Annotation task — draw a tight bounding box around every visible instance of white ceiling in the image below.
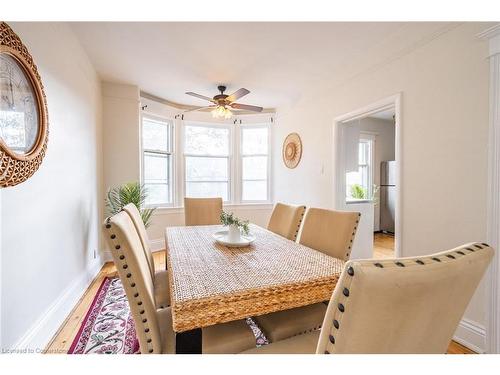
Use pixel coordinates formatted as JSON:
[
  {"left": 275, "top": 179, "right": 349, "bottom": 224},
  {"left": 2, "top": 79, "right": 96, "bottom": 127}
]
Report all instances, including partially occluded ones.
[{"left": 71, "top": 22, "right": 457, "bottom": 109}]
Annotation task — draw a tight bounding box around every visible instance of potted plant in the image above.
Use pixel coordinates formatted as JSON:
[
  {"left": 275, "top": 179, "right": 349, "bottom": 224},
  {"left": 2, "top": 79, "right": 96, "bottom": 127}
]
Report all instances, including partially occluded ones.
[
  {"left": 105, "top": 182, "right": 156, "bottom": 228},
  {"left": 220, "top": 211, "right": 250, "bottom": 242}
]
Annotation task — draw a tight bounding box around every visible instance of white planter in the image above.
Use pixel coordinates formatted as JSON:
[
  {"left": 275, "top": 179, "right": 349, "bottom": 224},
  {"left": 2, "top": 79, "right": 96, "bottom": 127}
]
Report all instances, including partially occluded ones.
[{"left": 227, "top": 224, "right": 241, "bottom": 242}]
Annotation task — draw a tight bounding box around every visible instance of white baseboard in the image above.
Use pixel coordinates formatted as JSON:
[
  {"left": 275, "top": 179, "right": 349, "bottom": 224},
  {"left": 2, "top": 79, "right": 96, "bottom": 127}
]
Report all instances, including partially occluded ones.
[
  {"left": 453, "top": 318, "right": 486, "bottom": 353},
  {"left": 11, "top": 258, "right": 104, "bottom": 353}
]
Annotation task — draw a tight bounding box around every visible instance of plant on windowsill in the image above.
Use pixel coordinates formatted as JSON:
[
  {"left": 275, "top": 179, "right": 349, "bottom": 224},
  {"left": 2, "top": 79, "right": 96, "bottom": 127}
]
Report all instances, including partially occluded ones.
[
  {"left": 349, "top": 184, "right": 380, "bottom": 205},
  {"left": 105, "top": 182, "right": 156, "bottom": 228},
  {"left": 220, "top": 211, "right": 250, "bottom": 241}
]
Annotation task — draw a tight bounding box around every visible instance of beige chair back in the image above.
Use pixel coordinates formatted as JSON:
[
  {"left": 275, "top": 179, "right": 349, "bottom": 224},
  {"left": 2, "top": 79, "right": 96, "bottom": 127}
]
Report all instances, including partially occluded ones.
[
  {"left": 184, "top": 197, "right": 223, "bottom": 226},
  {"left": 122, "top": 203, "right": 155, "bottom": 278},
  {"left": 267, "top": 203, "right": 306, "bottom": 241},
  {"left": 104, "top": 211, "right": 163, "bottom": 354},
  {"left": 299, "top": 208, "right": 360, "bottom": 261},
  {"left": 317, "top": 243, "right": 494, "bottom": 354}
]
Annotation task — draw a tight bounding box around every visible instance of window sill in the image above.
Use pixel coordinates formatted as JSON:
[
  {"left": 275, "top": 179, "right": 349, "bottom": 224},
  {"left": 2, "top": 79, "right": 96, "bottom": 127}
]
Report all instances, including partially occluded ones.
[
  {"left": 345, "top": 199, "right": 374, "bottom": 205},
  {"left": 152, "top": 202, "right": 274, "bottom": 216}
]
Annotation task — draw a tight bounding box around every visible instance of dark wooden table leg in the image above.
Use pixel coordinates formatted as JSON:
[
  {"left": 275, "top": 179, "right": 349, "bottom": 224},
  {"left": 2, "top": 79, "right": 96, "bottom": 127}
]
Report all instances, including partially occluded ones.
[{"left": 176, "top": 328, "right": 202, "bottom": 354}]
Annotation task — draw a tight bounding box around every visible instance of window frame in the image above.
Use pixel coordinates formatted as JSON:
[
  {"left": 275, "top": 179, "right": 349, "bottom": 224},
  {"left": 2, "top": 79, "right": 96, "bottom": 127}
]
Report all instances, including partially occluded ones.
[
  {"left": 140, "top": 113, "right": 175, "bottom": 208},
  {"left": 237, "top": 123, "right": 272, "bottom": 204}
]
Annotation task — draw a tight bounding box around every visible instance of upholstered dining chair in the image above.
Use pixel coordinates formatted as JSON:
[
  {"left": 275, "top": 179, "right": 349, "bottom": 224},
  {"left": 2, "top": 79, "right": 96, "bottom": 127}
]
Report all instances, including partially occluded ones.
[
  {"left": 104, "top": 211, "right": 257, "bottom": 354},
  {"left": 299, "top": 208, "right": 361, "bottom": 261},
  {"left": 184, "top": 197, "right": 223, "bottom": 226},
  {"left": 122, "top": 203, "right": 169, "bottom": 309},
  {"left": 244, "top": 243, "right": 494, "bottom": 354},
  {"left": 267, "top": 203, "right": 306, "bottom": 241},
  {"left": 253, "top": 207, "right": 361, "bottom": 343}
]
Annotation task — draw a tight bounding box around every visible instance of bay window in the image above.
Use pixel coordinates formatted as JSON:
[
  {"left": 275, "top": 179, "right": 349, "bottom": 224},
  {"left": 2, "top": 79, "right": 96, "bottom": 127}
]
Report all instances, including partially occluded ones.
[{"left": 140, "top": 112, "right": 272, "bottom": 208}]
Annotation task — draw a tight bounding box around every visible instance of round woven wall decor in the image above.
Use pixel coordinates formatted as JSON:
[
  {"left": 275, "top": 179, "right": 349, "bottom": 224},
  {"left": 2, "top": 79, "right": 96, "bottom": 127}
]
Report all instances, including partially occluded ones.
[
  {"left": 0, "top": 21, "right": 49, "bottom": 187},
  {"left": 282, "top": 132, "right": 302, "bottom": 169}
]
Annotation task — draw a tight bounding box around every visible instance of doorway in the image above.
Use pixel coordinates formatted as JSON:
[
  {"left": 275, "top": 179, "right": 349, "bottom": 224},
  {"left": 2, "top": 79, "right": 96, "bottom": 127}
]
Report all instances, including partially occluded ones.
[{"left": 333, "top": 94, "right": 401, "bottom": 258}]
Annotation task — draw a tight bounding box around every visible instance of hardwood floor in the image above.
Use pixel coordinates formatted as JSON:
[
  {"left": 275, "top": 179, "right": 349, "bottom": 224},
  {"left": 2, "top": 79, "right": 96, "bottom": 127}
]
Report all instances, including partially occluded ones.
[
  {"left": 374, "top": 232, "right": 395, "bottom": 259},
  {"left": 45, "top": 250, "right": 474, "bottom": 354}
]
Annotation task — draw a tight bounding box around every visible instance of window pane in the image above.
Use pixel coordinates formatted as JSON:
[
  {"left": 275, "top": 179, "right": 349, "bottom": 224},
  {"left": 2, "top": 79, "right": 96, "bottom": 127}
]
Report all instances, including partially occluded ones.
[
  {"left": 242, "top": 180, "right": 267, "bottom": 201},
  {"left": 186, "top": 182, "right": 228, "bottom": 201},
  {"left": 143, "top": 118, "right": 170, "bottom": 152},
  {"left": 144, "top": 153, "right": 169, "bottom": 182},
  {"left": 242, "top": 127, "right": 268, "bottom": 155},
  {"left": 242, "top": 156, "right": 267, "bottom": 180},
  {"left": 185, "top": 156, "right": 228, "bottom": 182},
  {"left": 145, "top": 183, "right": 169, "bottom": 205},
  {"left": 184, "top": 125, "right": 229, "bottom": 156}
]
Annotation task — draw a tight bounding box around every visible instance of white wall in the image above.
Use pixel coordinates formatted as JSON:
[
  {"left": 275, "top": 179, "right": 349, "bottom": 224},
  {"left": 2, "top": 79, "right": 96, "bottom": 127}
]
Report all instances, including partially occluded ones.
[
  {"left": 273, "top": 23, "right": 490, "bottom": 350},
  {"left": 0, "top": 23, "right": 103, "bottom": 351},
  {"left": 102, "top": 83, "right": 141, "bottom": 191}
]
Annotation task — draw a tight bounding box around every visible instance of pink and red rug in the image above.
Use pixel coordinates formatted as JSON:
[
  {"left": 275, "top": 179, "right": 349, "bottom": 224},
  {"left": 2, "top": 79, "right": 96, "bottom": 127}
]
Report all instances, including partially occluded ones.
[{"left": 68, "top": 277, "right": 267, "bottom": 354}]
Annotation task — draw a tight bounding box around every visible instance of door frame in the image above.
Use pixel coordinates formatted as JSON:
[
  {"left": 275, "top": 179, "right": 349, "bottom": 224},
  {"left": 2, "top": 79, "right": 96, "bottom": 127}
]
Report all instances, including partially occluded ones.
[{"left": 332, "top": 93, "right": 402, "bottom": 257}]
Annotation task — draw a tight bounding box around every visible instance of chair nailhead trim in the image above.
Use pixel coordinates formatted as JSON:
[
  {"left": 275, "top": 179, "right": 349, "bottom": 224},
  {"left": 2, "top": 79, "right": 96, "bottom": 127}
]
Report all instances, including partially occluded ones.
[
  {"left": 347, "top": 267, "right": 354, "bottom": 276},
  {"left": 131, "top": 283, "right": 136, "bottom": 287},
  {"left": 446, "top": 254, "right": 455, "bottom": 259},
  {"left": 149, "top": 349, "right": 153, "bottom": 353},
  {"left": 395, "top": 262, "right": 405, "bottom": 267},
  {"left": 329, "top": 335, "right": 335, "bottom": 344},
  {"left": 119, "top": 255, "right": 125, "bottom": 260},
  {"left": 138, "top": 301, "right": 142, "bottom": 305},
  {"left": 333, "top": 320, "right": 340, "bottom": 329},
  {"left": 105, "top": 224, "right": 111, "bottom": 229},
  {"left": 324, "top": 350, "right": 330, "bottom": 354},
  {"left": 145, "top": 328, "right": 150, "bottom": 333},
  {"left": 432, "top": 257, "right": 441, "bottom": 262},
  {"left": 115, "top": 245, "right": 121, "bottom": 250},
  {"left": 374, "top": 262, "right": 383, "bottom": 268},
  {"left": 457, "top": 251, "right": 465, "bottom": 255},
  {"left": 123, "top": 265, "right": 128, "bottom": 269},
  {"left": 110, "top": 234, "right": 116, "bottom": 239},
  {"left": 143, "top": 319, "right": 147, "bottom": 323},
  {"left": 134, "top": 293, "right": 139, "bottom": 297},
  {"left": 140, "top": 310, "right": 145, "bottom": 314},
  {"left": 338, "top": 303, "right": 345, "bottom": 312},
  {"left": 343, "top": 288, "right": 350, "bottom": 297},
  {"left": 416, "top": 260, "right": 424, "bottom": 265},
  {"left": 147, "top": 339, "right": 152, "bottom": 343},
  {"left": 126, "top": 273, "right": 131, "bottom": 278}
]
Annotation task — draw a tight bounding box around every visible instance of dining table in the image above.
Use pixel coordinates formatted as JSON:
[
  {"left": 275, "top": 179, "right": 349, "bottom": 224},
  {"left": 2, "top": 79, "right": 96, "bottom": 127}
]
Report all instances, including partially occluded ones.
[{"left": 165, "top": 223, "right": 345, "bottom": 354}]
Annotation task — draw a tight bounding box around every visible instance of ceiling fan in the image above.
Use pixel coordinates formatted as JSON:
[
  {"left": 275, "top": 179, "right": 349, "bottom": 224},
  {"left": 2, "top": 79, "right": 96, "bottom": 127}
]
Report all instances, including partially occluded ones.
[{"left": 184, "top": 85, "right": 263, "bottom": 119}]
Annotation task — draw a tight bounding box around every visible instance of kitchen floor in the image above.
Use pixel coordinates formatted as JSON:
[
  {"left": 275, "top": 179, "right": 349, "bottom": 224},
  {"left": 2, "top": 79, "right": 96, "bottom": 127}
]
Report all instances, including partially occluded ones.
[{"left": 374, "top": 232, "right": 395, "bottom": 258}]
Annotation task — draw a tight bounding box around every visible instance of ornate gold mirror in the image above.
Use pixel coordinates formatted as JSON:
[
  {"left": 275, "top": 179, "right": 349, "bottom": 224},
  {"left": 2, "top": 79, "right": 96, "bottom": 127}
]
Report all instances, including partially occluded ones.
[{"left": 0, "top": 21, "right": 48, "bottom": 187}]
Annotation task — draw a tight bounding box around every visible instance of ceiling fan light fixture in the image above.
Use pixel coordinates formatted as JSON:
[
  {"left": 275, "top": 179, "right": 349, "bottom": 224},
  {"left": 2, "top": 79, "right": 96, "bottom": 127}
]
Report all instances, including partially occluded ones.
[{"left": 211, "top": 105, "right": 232, "bottom": 119}]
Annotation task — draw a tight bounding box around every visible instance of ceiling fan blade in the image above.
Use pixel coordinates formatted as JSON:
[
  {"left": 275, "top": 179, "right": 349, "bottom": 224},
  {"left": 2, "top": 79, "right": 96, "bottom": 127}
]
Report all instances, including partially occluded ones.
[
  {"left": 183, "top": 105, "right": 215, "bottom": 113},
  {"left": 226, "top": 88, "right": 250, "bottom": 103},
  {"left": 185, "top": 92, "right": 215, "bottom": 102},
  {"left": 230, "top": 103, "right": 263, "bottom": 112}
]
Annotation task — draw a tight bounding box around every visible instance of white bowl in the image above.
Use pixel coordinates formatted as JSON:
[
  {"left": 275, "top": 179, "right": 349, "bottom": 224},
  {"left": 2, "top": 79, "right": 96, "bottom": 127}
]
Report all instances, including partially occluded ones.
[{"left": 212, "top": 230, "right": 256, "bottom": 248}]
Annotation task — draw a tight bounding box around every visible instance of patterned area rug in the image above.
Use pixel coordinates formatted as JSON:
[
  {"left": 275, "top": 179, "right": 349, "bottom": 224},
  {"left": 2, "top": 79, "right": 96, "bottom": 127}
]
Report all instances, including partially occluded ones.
[{"left": 69, "top": 277, "right": 268, "bottom": 354}]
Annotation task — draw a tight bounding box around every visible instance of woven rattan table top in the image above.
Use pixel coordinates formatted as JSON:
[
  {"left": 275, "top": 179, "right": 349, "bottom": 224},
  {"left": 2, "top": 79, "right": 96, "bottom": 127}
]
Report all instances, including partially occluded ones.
[{"left": 166, "top": 224, "right": 345, "bottom": 332}]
